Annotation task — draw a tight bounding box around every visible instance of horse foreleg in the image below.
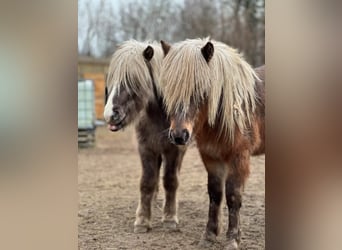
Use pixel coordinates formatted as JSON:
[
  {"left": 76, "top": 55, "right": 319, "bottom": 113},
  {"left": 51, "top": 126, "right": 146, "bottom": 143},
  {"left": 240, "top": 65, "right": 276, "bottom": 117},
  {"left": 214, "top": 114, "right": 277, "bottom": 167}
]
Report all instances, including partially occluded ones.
[
  {"left": 162, "top": 147, "right": 185, "bottom": 229},
  {"left": 225, "top": 150, "right": 250, "bottom": 249},
  {"left": 134, "top": 146, "right": 161, "bottom": 233},
  {"left": 200, "top": 153, "right": 227, "bottom": 244}
]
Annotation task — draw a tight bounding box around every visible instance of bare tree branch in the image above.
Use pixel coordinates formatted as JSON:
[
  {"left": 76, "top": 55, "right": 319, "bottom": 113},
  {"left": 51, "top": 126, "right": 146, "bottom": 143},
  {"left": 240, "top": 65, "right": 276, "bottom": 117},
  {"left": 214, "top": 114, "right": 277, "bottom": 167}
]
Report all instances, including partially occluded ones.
[{"left": 78, "top": 0, "right": 264, "bottom": 64}]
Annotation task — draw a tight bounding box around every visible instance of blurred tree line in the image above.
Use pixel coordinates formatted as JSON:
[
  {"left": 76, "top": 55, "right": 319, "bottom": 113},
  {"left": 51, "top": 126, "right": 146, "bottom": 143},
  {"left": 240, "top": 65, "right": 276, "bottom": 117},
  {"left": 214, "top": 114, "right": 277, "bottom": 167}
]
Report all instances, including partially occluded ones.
[{"left": 78, "top": 0, "right": 264, "bottom": 66}]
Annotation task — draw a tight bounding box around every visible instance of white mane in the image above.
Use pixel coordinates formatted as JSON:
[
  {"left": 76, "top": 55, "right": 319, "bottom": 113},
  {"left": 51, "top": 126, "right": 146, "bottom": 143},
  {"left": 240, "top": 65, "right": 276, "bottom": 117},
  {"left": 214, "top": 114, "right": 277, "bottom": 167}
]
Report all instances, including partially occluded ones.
[{"left": 106, "top": 39, "right": 163, "bottom": 96}]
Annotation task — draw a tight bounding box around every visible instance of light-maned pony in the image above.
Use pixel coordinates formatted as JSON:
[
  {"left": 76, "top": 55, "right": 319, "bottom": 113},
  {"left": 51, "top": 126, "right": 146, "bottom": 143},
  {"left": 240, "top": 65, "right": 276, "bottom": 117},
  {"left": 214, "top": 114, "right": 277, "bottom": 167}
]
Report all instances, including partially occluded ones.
[
  {"left": 104, "top": 40, "right": 187, "bottom": 233},
  {"left": 159, "top": 38, "right": 265, "bottom": 249}
]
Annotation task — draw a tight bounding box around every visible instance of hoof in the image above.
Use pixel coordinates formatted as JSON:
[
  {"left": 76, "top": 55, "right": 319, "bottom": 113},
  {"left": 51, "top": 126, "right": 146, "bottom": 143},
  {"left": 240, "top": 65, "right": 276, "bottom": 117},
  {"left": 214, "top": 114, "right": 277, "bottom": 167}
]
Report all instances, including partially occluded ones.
[
  {"left": 163, "top": 220, "right": 178, "bottom": 230},
  {"left": 225, "top": 239, "right": 239, "bottom": 250},
  {"left": 133, "top": 224, "right": 150, "bottom": 233},
  {"left": 198, "top": 238, "right": 215, "bottom": 249},
  {"left": 198, "top": 232, "right": 217, "bottom": 248}
]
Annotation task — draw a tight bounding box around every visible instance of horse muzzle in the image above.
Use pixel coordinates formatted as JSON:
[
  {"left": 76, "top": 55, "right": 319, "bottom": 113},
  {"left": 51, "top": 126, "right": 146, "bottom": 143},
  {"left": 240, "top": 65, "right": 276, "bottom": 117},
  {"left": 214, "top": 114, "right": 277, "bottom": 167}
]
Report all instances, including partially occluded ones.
[
  {"left": 169, "top": 128, "right": 190, "bottom": 145},
  {"left": 107, "top": 108, "right": 126, "bottom": 132}
]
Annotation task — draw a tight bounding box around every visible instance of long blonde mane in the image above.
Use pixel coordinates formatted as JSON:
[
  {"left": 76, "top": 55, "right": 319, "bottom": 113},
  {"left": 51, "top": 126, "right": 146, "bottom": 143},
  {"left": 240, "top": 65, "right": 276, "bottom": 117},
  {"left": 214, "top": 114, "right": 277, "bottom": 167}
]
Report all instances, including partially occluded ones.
[
  {"left": 160, "top": 38, "right": 259, "bottom": 141},
  {"left": 106, "top": 40, "right": 163, "bottom": 96}
]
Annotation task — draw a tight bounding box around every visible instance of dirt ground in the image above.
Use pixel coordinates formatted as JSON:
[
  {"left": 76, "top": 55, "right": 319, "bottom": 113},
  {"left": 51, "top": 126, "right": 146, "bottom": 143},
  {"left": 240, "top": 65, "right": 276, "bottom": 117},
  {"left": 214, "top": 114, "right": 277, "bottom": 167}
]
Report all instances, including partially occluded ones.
[{"left": 79, "top": 126, "right": 265, "bottom": 250}]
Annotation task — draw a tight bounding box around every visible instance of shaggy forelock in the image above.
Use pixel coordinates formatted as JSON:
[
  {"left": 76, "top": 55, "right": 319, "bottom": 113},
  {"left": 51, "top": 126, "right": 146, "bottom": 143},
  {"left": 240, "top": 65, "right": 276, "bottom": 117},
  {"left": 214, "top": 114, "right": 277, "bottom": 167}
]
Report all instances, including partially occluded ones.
[
  {"left": 106, "top": 40, "right": 163, "bottom": 96},
  {"left": 160, "top": 39, "right": 211, "bottom": 115},
  {"left": 160, "top": 38, "right": 259, "bottom": 141}
]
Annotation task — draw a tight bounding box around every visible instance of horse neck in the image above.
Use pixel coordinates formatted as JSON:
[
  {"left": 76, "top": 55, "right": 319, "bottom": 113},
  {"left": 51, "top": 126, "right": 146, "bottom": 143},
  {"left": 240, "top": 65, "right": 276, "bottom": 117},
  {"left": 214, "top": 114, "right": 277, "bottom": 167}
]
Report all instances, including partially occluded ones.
[
  {"left": 140, "top": 76, "right": 166, "bottom": 122},
  {"left": 194, "top": 101, "right": 245, "bottom": 151},
  {"left": 194, "top": 84, "right": 265, "bottom": 157},
  {"left": 144, "top": 59, "right": 160, "bottom": 103},
  {"left": 194, "top": 102, "right": 227, "bottom": 143}
]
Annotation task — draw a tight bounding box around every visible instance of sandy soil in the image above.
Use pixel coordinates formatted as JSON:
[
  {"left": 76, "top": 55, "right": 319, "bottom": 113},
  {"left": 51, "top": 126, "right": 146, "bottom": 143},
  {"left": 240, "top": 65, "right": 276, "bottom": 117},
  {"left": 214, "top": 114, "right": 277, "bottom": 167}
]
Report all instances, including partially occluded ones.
[{"left": 79, "top": 126, "right": 265, "bottom": 249}]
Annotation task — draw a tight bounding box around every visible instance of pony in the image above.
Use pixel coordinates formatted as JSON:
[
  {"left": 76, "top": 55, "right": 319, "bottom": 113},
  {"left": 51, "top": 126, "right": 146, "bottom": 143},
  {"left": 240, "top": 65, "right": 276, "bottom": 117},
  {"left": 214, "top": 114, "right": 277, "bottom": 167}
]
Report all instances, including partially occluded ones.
[
  {"left": 159, "top": 38, "right": 265, "bottom": 249},
  {"left": 104, "top": 40, "right": 187, "bottom": 233}
]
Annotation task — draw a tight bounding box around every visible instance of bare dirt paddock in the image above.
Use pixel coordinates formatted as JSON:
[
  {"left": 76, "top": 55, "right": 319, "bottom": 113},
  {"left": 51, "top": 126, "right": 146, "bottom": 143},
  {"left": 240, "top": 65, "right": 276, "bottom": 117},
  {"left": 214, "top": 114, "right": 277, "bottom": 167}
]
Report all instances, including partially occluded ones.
[{"left": 79, "top": 126, "right": 265, "bottom": 250}]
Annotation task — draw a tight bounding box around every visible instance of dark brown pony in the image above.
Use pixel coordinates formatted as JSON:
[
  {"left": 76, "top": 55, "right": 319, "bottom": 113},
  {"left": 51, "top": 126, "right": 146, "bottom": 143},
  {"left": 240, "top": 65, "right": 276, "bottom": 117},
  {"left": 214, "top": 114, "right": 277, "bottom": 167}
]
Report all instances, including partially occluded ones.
[
  {"left": 104, "top": 40, "right": 187, "bottom": 233},
  {"left": 159, "top": 38, "right": 265, "bottom": 249}
]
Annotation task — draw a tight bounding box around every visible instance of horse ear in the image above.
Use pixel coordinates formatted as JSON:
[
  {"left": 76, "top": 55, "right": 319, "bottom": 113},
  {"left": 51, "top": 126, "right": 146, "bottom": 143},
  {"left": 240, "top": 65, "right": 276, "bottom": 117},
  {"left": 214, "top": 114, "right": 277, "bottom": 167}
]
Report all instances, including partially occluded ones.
[
  {"left": 143, "top": 46, "right": 154, "bottom": 61},
  {"left": 160, "top": 40, "right": 171, "bottom": 56},
  {"left": 201, "top": 41, "right": 214, "bottom": 62}
]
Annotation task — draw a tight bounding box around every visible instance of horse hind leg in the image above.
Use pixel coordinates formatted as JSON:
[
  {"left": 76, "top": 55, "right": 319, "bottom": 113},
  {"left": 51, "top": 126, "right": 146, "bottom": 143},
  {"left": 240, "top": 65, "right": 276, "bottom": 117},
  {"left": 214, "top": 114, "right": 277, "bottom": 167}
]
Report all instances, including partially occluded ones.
[
  {"left": 134, "top": 147, "right": 161, "bottom": 233},
  {"left": 225, "top": 150, "right": 250, "bottom": 250},
  {"left": 162, "top": 147, "right": 185, "bottom": 230}
]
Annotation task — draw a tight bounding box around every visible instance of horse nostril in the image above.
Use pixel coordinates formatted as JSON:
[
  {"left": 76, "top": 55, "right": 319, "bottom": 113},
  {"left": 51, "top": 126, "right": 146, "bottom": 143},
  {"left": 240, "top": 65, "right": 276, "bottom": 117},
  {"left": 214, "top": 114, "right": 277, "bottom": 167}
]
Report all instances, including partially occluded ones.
[
  {"left": 170, "top": 129, "right": 189, "bottom": 145},
  {"left": 169, "top": 130, "right": 175, "bottom": 141},
  {"left": 112, "top": 110, "right": 120, "bottom": 121},
  {"left": 174, "top": 136, "right": 185, "bottom": 145},
  {"left": 172, "top": 130, "right": 189, "bottom": 145},
  {"left": 182, "top": 129, "right": 189, "bottom": 142}
]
